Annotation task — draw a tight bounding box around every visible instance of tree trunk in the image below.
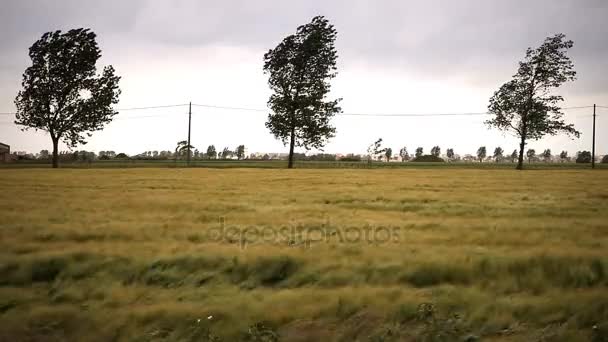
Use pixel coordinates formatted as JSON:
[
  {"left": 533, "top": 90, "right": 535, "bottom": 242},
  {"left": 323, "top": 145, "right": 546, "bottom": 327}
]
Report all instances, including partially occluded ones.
[
  {"left": 51, "top": 136, "right": 59, "bottom": 169},
  {"left": 287, "top": 125, "right": 295, "bottom": 169},
  {"left": 517, "top": 135, "right": 526, "bottom": 170}
]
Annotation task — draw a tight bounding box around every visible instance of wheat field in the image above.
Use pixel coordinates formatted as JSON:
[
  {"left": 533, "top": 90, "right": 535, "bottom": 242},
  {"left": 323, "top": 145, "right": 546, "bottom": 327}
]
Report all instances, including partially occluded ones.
[{"left": 0, "top": 168, "right": 607, "bottom": 341}]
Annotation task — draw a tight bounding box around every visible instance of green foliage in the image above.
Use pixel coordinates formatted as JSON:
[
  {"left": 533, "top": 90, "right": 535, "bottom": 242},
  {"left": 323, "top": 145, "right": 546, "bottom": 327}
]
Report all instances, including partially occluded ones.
[
  {"left": 510, "top": 150, "right": 518, "bottom": 162},
  {"left": 602, "top": 155, "right": 608, "bottom": 164},
  {"left": 263, "top": 16, "right": 341, "bottom": 168},
  {"left": 411, "top": 155, "right": 445, "bottom": 163},
  {"left": 384, "top": 147, "right": 392, "bottom": 161},
  {"left": 476, "top": 146, "right": 486, "bottom": 162},
  {"left": 430, "top": 146, "right": 441, "bottom": 157},
  {"left": 367, "top": 138, "right": 386, "bottom": 162},
  {"left": 527, "top": 148, "right": 536, "bottom": 163},
  {"left": 542, "top": 149, "right": 552, "bottom": 162},
  {"left": 175, "top": 140, "right": 195, "bottom": 159},
  {"left": 446, "top": 148, "right": 454, "bottom": 161},
  {"left": 236, "top": 145, "right": 246, "bottom": 160},
  {"left": 486, "top": 34, "right": 579, "bottom": 169},
  {"left": 206, "top": 145, "right": 217, "bottom": 159},
  {"left": 576, "top": 151, "right": 592, "bottom": 163},
  {"left": 415, "top": 147, "right": 423, "bottom": 158},
  {"left": 399, "top": 147, "right": 409, "bottom": 161},
  {"left": 493, "top": 147, "right": 504, "bottom": 162},
  {"left": 14, "top": 28, "right": 120, "bottom": 168}
]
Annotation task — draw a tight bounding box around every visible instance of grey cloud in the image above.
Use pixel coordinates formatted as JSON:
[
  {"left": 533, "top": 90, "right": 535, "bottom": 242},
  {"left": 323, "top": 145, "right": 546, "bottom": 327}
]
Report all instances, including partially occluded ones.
[{"left": 1, "top": 0, "right": 607, "bottom": 91}]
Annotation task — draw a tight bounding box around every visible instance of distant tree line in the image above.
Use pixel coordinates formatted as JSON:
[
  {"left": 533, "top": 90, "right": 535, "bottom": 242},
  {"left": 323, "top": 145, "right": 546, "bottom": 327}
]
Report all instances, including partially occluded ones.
[{"left": 15, "top": 144, "right": 605, "bottom": 165}]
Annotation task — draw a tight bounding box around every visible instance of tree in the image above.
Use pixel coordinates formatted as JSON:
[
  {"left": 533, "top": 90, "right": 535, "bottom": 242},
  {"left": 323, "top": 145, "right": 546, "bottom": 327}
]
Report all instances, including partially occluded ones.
[
  {"left": 541, "top": 149, "right": 552, "bottom": 162},
  {"left": 236, "top": 145, "right": 245, "bottom": 160},
  {"left": 367, "top": 138, "right": 386, "bottom": 164},
  {"left": 493, "top": 147, "right": 504, "bottom": 162},
  {"left": 399, "top": 147, "right": 409, "bottom": 162},
  {"left": 115, "top": 153, "right": 128, "bottom": 159},
  {"left": 431, "top": 146, "right": 441, "bottom": 157},
  {"left": 175, "top": 140, "right": 195, "bottom": 159},
  {"left": 559, "top": 150, "right": 568, "bottom": 162},
  {"left": 477, "top": 146, "right": 486, "bottom": 163},
  {"left": 38, "top": 150, "right": 50, "bottom": 160},
  {"left": 415, "top": 147, "right": 423, "bottom": 158},
  {"left": 446, "top": 148, "right": 455, "bottom": 161},
  {"left": 526, "top": 149, "right": 536, "bottom": 163},
  {"left": 510, "top": 150, "right": 518, "bottom": 163},
  {"left": 485, "top": 34, "right": 580, "bottom": 170},
  {"left": 206, "top": 145, "right": 217, "bottom": 159},
  {"left": 14, "top": 29, "right": 120, "bottom": 168},
  {"left": 602, "top": 155, "right": 608, "bottom": 164},
  {"left": 220, "top": 147, "right": 233, "bottom": 159},
  {"left": 385, "top": 148, "right": 392, "bottom": 162},
  {"left": 263, "top": 16, "right": 341, "bottom": 169},
  {"left": 576, "top": 151, "right": 591, "bottom": 163}
]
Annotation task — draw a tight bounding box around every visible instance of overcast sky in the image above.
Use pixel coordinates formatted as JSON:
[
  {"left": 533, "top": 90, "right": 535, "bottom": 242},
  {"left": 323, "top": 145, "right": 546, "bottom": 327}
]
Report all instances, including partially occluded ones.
[{"left": 1, "top": 0, "right": 606, "bottom": 156}]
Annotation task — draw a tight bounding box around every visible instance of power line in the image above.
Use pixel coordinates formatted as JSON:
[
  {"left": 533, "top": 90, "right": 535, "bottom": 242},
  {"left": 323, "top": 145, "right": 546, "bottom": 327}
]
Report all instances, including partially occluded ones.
[
  {"left": 0, "top": 103, "right": 189, "bottom": 116},
  {"left": 116, "top": 103, "right": 189, "bottom": 111},
  {"left": 339, "top": 112, "right": 489, "bottom": 117},
  {"left": 113, "top": 113, "right": 188, "bottom": 120},
  {"left": 192, "top": 103, "right": 267, "bottom": 112},
  {"left": 561, "top": 105, "right": 595, "bottom": 110},
  {"left": 0, "top": 103, "right": 600, "bottom": 118}
]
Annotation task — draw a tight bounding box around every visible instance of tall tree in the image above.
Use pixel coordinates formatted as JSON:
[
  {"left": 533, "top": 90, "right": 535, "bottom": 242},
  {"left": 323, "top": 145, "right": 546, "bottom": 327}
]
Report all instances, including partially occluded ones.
[
  {"left": 485, "top": 34, "right": 580, "bottom": 170},
  {"left": 263, "top": 16, "right": 342, "bottom": 168},
  {"left": 221, "top": 147, "right": 233, "bottom": 159},
  {"left": 399, "top": 147, "right": 409, "bottom": 162},
  {"left": 541, "top": 149, "right": 552, "bottom": 162},
  {"left": 14, "top": 29, "right": 120, "bottom": 168},
  {"left": 446, "top": 148, "right": 455, "bottom": 161},
  {"left": 206, "top": 145, "right": 217, "bottom": 160},
  {"left": 175, "top": 140, "right": 195, "bottom": 160},
  {"left": 385, "top": 148, "right": 392, "bottom": 162},
  {"left": 526, "top": 149, "right": 536, "bottom": 163},
  {"left": 367, "top": 138, "right": 385, "bottom": 164},
  {"left": 415, "top": 147, "right": 423, "bottom": 158},
  {"left": 559, "top": 150, "right": 568, "bottom": 163},
  {"left": 236, "top": 145, "right": 246, "bottom": 160},
  {"left": 431, "top": 146, "right": 441, "bottom": 157},
  {"left": 510, "top": 150, "right": 518, "bottom": 163},
  {"left": 493, "top": 147, "right": 504, "bottom": 162},
  {"left": 477, "top": 146, "right": 487, "bottom": 163}
]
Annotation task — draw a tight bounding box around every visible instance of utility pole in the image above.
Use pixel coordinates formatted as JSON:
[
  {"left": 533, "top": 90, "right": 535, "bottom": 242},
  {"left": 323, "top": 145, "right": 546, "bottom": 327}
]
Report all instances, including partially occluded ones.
[
  {"left": 187, "top": 101, "right": 192, "bottom": 166},
  {"left": 592, "top": 104, "right": 596, "bottom": 169}
]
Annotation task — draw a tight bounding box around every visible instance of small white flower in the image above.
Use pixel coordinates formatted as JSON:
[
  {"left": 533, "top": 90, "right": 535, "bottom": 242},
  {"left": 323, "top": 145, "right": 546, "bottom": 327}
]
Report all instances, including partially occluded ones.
[
  {"left": 197, "top": 319, "right": 201, "bottom": 323},
  {"left": 207, "top": 315, "right": 213, "bottom": 320}
]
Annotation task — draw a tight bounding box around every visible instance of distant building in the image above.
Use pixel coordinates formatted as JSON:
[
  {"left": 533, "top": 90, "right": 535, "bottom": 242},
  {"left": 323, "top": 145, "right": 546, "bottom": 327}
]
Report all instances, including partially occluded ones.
[{"left": 0, "top": 143, "right": 10, "bottom": 162}]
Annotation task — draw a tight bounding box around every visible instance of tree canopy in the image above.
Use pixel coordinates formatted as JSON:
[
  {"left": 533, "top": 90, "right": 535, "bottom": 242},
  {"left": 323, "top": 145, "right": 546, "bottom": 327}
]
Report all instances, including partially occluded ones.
[
  {"left": 477, "top": 146, "right": 487, "bottom": 162},
  {"left": 14, "top": 28, "right": 120, "bottom": 168},
  {"left": 486, "top": 34, "right": 579, "bottom": 170},
  {"left": 263, "top": 16, "right": 342, "bottom": 168}
]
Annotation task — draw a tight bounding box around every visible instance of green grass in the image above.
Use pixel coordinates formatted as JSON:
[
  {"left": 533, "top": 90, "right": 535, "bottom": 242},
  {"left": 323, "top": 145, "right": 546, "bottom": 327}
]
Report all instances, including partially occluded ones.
[{"left": 0, "top": 168, "right": 607, "bottom": 341}]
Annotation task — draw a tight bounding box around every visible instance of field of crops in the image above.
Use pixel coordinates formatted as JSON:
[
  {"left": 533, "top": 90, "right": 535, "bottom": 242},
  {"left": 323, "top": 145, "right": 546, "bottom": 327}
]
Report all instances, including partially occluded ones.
[{"left": 1, "top": 168, "right": 607, "bottom": 341}]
